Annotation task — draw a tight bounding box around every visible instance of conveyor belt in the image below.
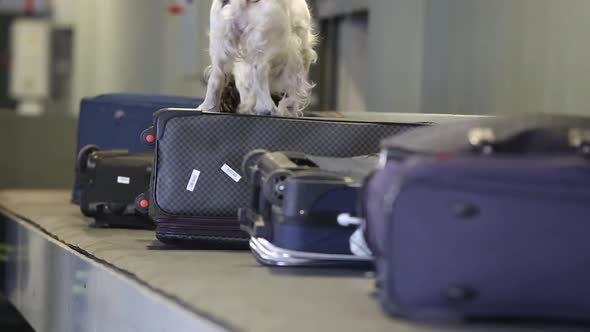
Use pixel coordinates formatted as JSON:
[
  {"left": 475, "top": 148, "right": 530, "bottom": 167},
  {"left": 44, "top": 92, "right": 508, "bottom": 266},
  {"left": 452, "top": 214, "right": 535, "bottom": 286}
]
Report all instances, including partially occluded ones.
[{"left": 0, "top": 190, "right": 585, "bottom": 332}]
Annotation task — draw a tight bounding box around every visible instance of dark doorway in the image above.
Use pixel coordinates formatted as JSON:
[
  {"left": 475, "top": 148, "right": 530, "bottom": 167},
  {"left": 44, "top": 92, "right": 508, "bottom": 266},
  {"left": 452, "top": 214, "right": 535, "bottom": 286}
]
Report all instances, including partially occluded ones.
[{"left": 0, "top": 14, "right": 16, "bottom": 110}]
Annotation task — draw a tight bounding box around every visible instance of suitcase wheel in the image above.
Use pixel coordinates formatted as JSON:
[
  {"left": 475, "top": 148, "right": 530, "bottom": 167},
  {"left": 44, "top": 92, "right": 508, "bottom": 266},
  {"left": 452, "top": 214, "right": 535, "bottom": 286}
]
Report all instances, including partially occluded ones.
[
  {"left": 106, "top": 203, "right": 127, "bottom": 215},
  {"left": 134, "top": 193, "right": 150, "bottom": 214},
  {"left": 262, "top": 170, "right": 294, "bottom": 206},
  {"left": 241, "top": 149, "right": 268, "bottom": 180},
  {"left": 80, "top": 204, "right": 96, "bottom": 217},
  {"left": 77, "top": 144, "right": 100, "bottom": 173},
  {"left": 141, "top": 127, "right": 156, "bottom": 146}
]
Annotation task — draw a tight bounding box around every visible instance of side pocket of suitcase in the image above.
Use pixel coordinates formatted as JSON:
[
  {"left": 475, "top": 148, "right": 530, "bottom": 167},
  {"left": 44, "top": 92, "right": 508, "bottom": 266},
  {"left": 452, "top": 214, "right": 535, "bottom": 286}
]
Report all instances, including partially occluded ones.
[
  {"left": 363, "top": 159, "right": 406, "bottom": 259},
  {"left": 376, "top": 158, "right": 474, "bottom": 322}
]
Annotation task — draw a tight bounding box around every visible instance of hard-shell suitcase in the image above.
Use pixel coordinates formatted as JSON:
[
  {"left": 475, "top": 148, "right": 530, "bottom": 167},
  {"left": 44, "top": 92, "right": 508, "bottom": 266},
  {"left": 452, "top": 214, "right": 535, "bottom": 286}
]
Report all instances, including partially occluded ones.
[
  {"left": 142, "top": 109, "right": 426, "bottom": 247},
  {"left": 72, "top": 94, "right": 203, "bottom": 203},
  {"left": 239, "top": 150, "right": 377, "bottom": 267},
  {"left": 77, "top": 145, "right": 154, "bottom": 229},
  {"left": 362, "top": 113, "right": 590, "bottom": 322}
]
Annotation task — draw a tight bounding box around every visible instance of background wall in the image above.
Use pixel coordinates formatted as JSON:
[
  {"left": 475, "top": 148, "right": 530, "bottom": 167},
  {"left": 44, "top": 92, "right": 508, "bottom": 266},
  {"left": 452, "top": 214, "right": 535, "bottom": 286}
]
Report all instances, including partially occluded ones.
[
  {"left": 0, "top": 113, "right": 76, "bottom": 189},
  {"left": 3, "top": 0, "right": 590, "bottom": 188},
  {"left": 1, "top": 0, "right": 213, "bottom": 189},
  {"left": 422, "top": 0, "right": 590, "bottom": 115},
  {"left": 367, "top": 0, "right": 426, "bottom": 113},
  {"left": 362, "top": 0, "right": 590, "bottom": 114},
  {"left": 4, "top": 0, "right": 590, "bottom": 116},
  {"left": 70, "top": 0, "right": 211, "bottom": 115}
]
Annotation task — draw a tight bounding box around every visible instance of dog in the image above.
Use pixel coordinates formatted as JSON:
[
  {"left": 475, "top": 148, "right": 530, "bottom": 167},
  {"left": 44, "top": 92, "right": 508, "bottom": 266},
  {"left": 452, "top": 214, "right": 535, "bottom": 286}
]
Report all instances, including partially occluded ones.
[{"left": 199, "top": 0, "right": 318, "bottom": 117}]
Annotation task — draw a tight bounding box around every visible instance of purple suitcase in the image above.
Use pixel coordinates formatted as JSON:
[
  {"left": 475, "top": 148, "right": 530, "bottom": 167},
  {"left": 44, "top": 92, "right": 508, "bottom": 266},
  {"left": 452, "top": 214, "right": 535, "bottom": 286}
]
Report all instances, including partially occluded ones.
[{"left": 363, "top": 114, "right": 590, "bottom": 322}]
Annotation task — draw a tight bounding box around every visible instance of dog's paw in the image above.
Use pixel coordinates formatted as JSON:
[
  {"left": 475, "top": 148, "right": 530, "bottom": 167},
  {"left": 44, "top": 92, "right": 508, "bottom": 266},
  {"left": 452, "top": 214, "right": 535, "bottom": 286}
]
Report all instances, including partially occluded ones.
[
  {"left": 198, "top": 103, "right": 219, "bottom": 113},
  {"left": 253, "top": 104, "right": 277, "bottom": 116},
  {"left": 237, "top": 103, "right": 255, "bottom": 115},
  {"left": 255, "top": 109, "right": 273, "bottom": 116},
  {"left": 276, "top": 101, "right": 302, "bottom": 117}
]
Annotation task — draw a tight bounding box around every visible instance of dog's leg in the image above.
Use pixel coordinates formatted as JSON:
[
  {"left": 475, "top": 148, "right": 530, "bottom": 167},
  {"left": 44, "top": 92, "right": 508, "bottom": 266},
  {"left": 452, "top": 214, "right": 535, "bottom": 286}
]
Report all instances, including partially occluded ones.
[
  {"left": 251, "top": 62, "right": 278, "bottom": 116},
  {"left": 277, "top": 96, "right": 299, "bottom": 117},
  {"left": 234, "top": 62, "right": 256, "bottom": 114},
  {"left": 199, "top": 6, "right": 235, "bottom": 113},
  {"left": 199, "top": 59, "right": 229, "bottom": 112},
  {"left": 275, "top": 57, "right": 313, "bottom": 117}
]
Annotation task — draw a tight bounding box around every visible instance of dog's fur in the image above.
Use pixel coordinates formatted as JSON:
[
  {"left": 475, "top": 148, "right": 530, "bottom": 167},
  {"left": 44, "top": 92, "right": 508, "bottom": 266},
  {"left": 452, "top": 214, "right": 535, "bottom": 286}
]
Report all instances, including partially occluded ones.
[{"left": 199, "top": 0, "right": 317, "bottom": 117}]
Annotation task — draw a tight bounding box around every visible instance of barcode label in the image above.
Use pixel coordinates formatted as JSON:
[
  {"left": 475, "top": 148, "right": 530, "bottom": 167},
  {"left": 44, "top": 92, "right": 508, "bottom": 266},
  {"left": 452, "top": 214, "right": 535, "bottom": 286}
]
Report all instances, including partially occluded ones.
[
  {"left": 186, "top": 170, "right": 201, "bottom": 192},
  {"left": 117, "top": 176, "right": 131, "bottom": 185},
  {"left": 221, "top": 164, "right": 241, "bottom": 182}
]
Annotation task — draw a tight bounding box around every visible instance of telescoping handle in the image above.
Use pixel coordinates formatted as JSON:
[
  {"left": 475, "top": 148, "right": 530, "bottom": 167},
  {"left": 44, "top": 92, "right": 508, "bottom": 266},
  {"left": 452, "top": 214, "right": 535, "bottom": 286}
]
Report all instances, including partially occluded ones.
[{"left": 468, "top": 126, "right": 590, "bottom": 157}]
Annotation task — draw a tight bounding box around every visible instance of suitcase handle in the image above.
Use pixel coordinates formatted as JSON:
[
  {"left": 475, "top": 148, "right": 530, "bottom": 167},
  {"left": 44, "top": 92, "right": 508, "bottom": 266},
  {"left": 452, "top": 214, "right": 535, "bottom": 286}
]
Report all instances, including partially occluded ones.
[
  {"left": 568, "top": 128, "right": 590, "bottom": 157},
  {"left": 337, "top": 213, "right": 363, "bottom": 227},
  {"left": 468, "top": 127, "right": 590, "bottom": 156}
]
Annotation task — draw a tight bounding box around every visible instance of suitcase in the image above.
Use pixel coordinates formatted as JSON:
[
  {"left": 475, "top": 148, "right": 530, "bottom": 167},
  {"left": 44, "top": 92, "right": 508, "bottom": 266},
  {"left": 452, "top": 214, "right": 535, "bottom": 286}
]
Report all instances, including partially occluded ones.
[
  {"left": 141, "top": 109, "right": 426, "bottom": 247},
  {"left": 362, "top": 113, "right": 590, "bottom": 322},
  {"left": 77, "top": 145, "right": 154, "bottom": 229},
  {"left": 239, "top": 150, "right": 377, "bottom": 267},
  {"left": 72, "top": 94, "right": 203, "bottom": 204}
]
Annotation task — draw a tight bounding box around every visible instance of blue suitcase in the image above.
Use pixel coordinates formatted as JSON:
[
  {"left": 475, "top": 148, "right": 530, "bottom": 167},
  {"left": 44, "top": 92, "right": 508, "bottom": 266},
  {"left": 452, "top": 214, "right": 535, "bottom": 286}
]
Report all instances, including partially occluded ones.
[
  {"left": 72, "top": 94, "right": 203, "bottom": 203},
  {"left": 239, "top": 150, "right": 376, "bottom": 267},
  {"left": 362, "top": 113, "right": 590, "bottom": 322}
]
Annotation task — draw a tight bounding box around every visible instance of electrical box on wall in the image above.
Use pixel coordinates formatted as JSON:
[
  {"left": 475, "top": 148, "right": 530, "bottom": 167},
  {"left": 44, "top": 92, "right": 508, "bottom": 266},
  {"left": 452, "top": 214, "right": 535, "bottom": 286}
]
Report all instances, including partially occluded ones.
[{"left": 9, "top": 18, "right": 51, "bottom": 116}]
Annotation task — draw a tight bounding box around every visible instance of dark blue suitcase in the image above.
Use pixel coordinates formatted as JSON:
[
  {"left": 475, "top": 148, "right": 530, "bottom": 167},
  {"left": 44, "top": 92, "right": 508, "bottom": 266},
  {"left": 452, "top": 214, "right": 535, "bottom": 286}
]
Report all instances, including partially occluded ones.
[
  {"left": 72, "top": 94, "right": 203, "bottom": 203},
  {"left": 239, "top": 150, "right": 376, "bottom": 267},
  {"left": 362, "top": 113, "right": 590, "bottom": 322}
]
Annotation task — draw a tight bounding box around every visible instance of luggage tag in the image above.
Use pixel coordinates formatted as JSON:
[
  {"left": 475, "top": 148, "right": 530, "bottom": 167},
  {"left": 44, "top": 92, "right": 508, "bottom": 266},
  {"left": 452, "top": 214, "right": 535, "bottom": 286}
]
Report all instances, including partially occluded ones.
[
  {"left": 186, "top": 169, "right": 201, "bottom": 192},
  {"left": 221, "top": 164, "right": 242, "bottom": 182},
  {"left": 117, "top": 176, "right": 131, "bottom": 185}
]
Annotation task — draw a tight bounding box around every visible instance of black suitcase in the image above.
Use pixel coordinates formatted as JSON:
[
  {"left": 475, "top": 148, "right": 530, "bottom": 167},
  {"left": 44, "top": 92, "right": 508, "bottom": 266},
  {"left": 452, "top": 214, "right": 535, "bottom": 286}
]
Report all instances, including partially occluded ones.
[
  {"left": 72, "top": 94, "right": 203, "bottom": 204},
  {"left": 77, "top": 145, "right": 154, "bottom": 229},
  {"left": 141, "top": 109, "right": 426, "bottom": 247},
  {"left": 239, "top": 150, "right": 377, "bottom": 267}
]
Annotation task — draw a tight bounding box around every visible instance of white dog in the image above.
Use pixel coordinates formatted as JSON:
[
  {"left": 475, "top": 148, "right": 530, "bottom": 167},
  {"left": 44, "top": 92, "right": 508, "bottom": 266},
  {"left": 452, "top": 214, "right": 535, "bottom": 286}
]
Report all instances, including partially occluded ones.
[{"left": 199, "top": 0, "right": 318, "bottom": 117}]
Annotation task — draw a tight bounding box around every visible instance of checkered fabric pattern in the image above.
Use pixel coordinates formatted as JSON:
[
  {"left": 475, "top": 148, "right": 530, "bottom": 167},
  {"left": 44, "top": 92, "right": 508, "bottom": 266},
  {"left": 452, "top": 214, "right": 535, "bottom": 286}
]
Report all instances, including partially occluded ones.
[{"left": 154, "top": 113, "right": 420, "bottom": 218}]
